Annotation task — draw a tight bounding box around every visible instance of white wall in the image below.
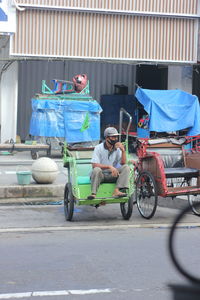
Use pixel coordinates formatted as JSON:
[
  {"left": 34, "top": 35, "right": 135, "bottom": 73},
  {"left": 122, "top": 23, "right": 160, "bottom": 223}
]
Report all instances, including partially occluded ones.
[
  {"left": 0, "top": 61, "right": 18, "bottom": 143},
  {"left": 168, "top": 65, "right": 192, "bottom": 93}
]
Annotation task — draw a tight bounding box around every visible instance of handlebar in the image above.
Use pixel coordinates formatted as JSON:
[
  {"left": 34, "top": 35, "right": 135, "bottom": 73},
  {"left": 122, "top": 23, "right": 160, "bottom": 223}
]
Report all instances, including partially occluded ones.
[{"left": 119, "top": 108, "right": 132, "bottom": 142}]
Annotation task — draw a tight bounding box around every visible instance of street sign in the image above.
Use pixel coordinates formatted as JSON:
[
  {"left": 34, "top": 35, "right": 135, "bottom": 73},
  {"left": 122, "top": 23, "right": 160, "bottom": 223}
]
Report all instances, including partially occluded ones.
[{"left": 0, "top": 0, "right": 16, "bottom": 33}]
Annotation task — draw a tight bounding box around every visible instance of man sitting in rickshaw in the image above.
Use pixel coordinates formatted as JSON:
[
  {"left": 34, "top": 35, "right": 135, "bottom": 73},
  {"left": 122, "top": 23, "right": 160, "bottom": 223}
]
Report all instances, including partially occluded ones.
[{"left": 87, "top": 127, "right": 130, "bottom": 200}]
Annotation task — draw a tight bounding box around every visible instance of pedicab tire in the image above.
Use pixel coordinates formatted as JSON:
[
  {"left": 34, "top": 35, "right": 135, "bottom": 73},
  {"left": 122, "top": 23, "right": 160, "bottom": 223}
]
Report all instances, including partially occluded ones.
[
  {"left": 64, "top": 183, "right": 74, "bottom": 221},
  {"left": 187, "top": 194, "right": 200, "bottom": 216},
  {"left": 63, "top": 162, "right": 69, "bottom": 168},
  {"left": 31, "top": 151, "right": 39, "bottom": 160},
  {"left": 120, "top": 193, "right": 134, "bottom": 220},
  {"left": 46, "top": 148, "right": 51, "bottom": 157},
  {"left": 136, "top": 171, "right": 158, "bottom": 219}
]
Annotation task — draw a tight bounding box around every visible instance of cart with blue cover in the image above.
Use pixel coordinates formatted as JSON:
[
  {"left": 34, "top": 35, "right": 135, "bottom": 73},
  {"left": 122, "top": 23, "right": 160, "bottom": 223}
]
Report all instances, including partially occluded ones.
[{"left": 134, "top": 88, "right": 200, "bottom": 218}]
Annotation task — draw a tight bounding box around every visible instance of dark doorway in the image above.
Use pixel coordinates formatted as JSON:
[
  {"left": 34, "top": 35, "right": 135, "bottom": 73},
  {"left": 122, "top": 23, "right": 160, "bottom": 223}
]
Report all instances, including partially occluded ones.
[
  {"left": 193, "top": 66, "right": 200, "bottom": 101},
  {"left": 136, "top": 65, "right": 168, "bottom": 90}
]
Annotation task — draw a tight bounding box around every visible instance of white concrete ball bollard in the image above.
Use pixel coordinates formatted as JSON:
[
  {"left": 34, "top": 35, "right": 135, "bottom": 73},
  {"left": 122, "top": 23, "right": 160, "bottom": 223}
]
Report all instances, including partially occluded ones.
[{"left": 31, "top": 157, "right": 59, "bottom": 184}]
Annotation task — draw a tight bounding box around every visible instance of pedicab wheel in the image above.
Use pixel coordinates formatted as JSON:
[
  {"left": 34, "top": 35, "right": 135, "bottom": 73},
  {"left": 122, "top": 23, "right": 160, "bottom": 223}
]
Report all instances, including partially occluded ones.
[
  {"left": 31, "top": 151, "right": 39, "bottom": 160},
  {"left": 136, "top": 171, "right": 158, "bottom": 219},
  {"left": 188, "top": 194, "right": 200, "bottom": 216},
  {"left": 64, "top": 183, "right": 74, "bottom": 221},
  {"left": 120, "top": 193, "right": 134, "bottom": 220}
]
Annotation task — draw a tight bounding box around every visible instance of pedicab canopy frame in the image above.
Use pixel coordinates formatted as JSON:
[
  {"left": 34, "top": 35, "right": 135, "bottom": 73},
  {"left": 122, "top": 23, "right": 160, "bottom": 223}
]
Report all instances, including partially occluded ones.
[{"left": 134, "top": 88, "right": 200, "bottom": 219}]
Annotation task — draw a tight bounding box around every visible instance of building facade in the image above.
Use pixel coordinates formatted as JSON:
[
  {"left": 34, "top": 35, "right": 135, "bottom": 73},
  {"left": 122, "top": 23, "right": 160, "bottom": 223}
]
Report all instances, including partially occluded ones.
[{"left": 0, "top": 0, "right": 199, "bottom": 142}]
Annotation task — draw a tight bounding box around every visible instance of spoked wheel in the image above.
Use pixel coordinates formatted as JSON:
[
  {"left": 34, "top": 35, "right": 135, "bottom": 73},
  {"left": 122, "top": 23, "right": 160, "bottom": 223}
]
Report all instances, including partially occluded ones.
[
  {"left": 120, "top": 193, "right": 134, "bottom": 220},
  {"left": 31, "top": 151, "right": 39, "bottom": 160},
  {"left": 64, "top": 183, "right": 74, "bottom": 221},
  {"left": 136, "top": 171, "right": 158, "bottom": 219},
  {"left": 188, "top": 194, "right": 200, "bottom": 216}
]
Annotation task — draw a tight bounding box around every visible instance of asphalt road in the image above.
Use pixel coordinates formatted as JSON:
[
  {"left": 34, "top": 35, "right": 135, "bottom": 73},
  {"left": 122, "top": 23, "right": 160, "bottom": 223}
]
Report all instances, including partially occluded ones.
[
  {"left": 0, "top": 224, "right": 199, "bottom": 300},
  {"left": 0, "top": 204, "right": 200, "bottom": 229},
  {"left": 0, "top": 205, "right": 200, "bottom": 300}
]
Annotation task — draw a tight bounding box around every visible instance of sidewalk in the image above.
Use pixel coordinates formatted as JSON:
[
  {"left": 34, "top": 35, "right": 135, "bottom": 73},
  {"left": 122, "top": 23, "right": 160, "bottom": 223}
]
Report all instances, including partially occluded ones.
[
  {"left": 0, "top": 150, "right": 189, "bottom": 210},
  {"left": 0, "top": 150, "right": 67, "bottom": 204}
]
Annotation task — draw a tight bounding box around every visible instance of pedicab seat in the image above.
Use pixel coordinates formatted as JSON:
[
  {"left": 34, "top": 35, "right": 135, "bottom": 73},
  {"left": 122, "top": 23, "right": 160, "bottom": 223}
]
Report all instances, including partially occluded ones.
[
  {"left": 76, "top": 162, "right": 92, "bottom": 185},
  {"left": 146, "top": 142, "right": 200, "bottom": 180},
  {"left": 164, "top": 167, "right": 199, "bottom": 179},
  {"left": 77, "top": 176, "right": 91, "bottom": 184}
]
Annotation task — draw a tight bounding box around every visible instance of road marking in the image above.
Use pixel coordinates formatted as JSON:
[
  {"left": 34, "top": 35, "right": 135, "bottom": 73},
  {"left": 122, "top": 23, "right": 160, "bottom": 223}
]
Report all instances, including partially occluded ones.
[
  {"left": 0, "top": 223, "right": 199, "bottom": 233},
  {"left": 33, "top": 290, "right": 69, "bottom": 297},
  {"left": 5, "top": 171, "right": 16, "bottom": 174},
  {"left": 0, "top": 292, "right": 32, "bottom": 299},
  {"left": 0, "top": 289, "right": 111, "bottom": 299},
  {"left": 69, "top": 288, "right": 111, "bottom": 295}
]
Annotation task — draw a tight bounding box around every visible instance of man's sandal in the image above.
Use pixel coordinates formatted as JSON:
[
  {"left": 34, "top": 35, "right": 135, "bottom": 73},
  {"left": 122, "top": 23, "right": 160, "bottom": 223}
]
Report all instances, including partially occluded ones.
[
  {"left": 87, "top": 194, "right": 96, "bottom": 200},
  {"left": 113, "top": 192, "right": 127, "bottom": 198}
]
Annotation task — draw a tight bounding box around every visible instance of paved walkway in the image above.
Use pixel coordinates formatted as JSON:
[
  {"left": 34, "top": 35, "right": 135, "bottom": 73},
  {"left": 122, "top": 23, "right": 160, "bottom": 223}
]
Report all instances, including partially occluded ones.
[
  {"left": 0, "top": 150, "right": 190, "bottom": 211},
  {"left": 0, "top": 150, "right": 199, "bottom": 230},
  {"left": 0, "top": 150, "right": 66, "bottom": 203}
]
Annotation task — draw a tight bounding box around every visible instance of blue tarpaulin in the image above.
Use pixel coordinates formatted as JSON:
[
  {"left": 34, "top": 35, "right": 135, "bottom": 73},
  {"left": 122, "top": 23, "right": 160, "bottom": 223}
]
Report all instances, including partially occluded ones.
[
  {"left": 135, "top": 88, "right": 200, "bottom": 136},
  {"left": 29, "top": 99, "right": 102, "bottom": 143}
]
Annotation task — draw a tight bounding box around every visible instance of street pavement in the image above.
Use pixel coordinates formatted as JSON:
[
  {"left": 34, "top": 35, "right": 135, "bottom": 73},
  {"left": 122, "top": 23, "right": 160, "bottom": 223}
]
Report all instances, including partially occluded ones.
[
  {"left": 2, "top": 223, "right": 197, "bottom": 300},
  {"left": 0, "top": 149, "right": 199, "bottom": 228},
  {"left": 0, "top": 150, "right": 66, "bottom": 204},
  {"left": 0, "top": 204, "right": 200, "bottom": 231},
  {"left": 0, "top": 151, "right": 200, "bottom": 300}
]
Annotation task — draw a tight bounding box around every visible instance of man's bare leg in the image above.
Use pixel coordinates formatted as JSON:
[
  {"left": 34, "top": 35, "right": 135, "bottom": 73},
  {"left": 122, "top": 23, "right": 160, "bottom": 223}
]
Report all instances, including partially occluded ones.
[{"left": 113, "top": 188, "right": 127, "bottom": 197}]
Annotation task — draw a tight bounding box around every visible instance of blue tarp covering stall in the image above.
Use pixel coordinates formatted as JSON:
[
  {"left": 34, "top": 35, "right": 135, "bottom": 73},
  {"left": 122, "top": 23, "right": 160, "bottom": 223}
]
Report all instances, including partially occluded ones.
[
  {"left": 135, "top": 88, "right": 200, "bottom": 136},
  {"left": 29, "top": 99, "right": 102, "bottom": 143}
]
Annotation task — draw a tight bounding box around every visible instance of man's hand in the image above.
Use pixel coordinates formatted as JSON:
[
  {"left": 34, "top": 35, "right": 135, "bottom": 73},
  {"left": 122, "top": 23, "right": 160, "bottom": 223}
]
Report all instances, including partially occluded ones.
[
  {"left": 109, "top": 166, "right": 119, "bottom": 177},
  {"left": 115, "top": 142, "right": 125, "bottom": 152}
]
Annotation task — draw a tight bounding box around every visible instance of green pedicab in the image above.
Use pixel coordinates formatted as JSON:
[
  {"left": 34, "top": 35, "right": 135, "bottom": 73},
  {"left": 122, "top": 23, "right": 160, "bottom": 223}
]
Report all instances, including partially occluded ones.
[{"left": 63, "top": 108, "right": 135, "bottom": 221}]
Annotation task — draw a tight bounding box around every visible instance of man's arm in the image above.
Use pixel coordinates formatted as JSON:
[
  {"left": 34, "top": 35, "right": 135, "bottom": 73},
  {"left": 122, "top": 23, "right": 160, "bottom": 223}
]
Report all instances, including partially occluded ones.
[{"left": 115, "top": 142, "right": 126, "bottom": 165}]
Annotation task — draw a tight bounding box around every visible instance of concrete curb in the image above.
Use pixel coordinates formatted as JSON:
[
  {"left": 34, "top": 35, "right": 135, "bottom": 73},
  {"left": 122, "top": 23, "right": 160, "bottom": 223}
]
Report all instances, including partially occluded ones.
[
  {"left": 0, "top": 193, "right": 189, "bottom": 211},
  {"left": 0, "top": 183, "right": 190, "bottom": 211},
  {"left": 0, "top": 184, "right": 65, "bottom": 200},
  {"left": 1, "top": 223, "right": 200, "bottom": 233},
  {"left": 0, "top": 197, "right": 63, "bottom": 205}
]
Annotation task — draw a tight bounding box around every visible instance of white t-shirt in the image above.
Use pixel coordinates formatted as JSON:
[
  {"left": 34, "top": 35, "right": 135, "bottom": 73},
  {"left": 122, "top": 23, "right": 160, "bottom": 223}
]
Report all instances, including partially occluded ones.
[{"left": 91, "top": 142, "right": 122, "bottom": 168}]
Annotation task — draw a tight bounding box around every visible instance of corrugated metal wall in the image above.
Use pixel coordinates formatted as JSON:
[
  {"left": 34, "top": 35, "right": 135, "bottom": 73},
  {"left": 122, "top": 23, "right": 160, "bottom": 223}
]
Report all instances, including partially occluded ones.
[
  {"left": 12, "top": 0, "right": 199, "bottom": 63},
  {"left": 16, "top": 0, "right": 198, "bottom": 14},
  {"left": 17, "top": 60, "right": 136, "bottom": 140}
]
